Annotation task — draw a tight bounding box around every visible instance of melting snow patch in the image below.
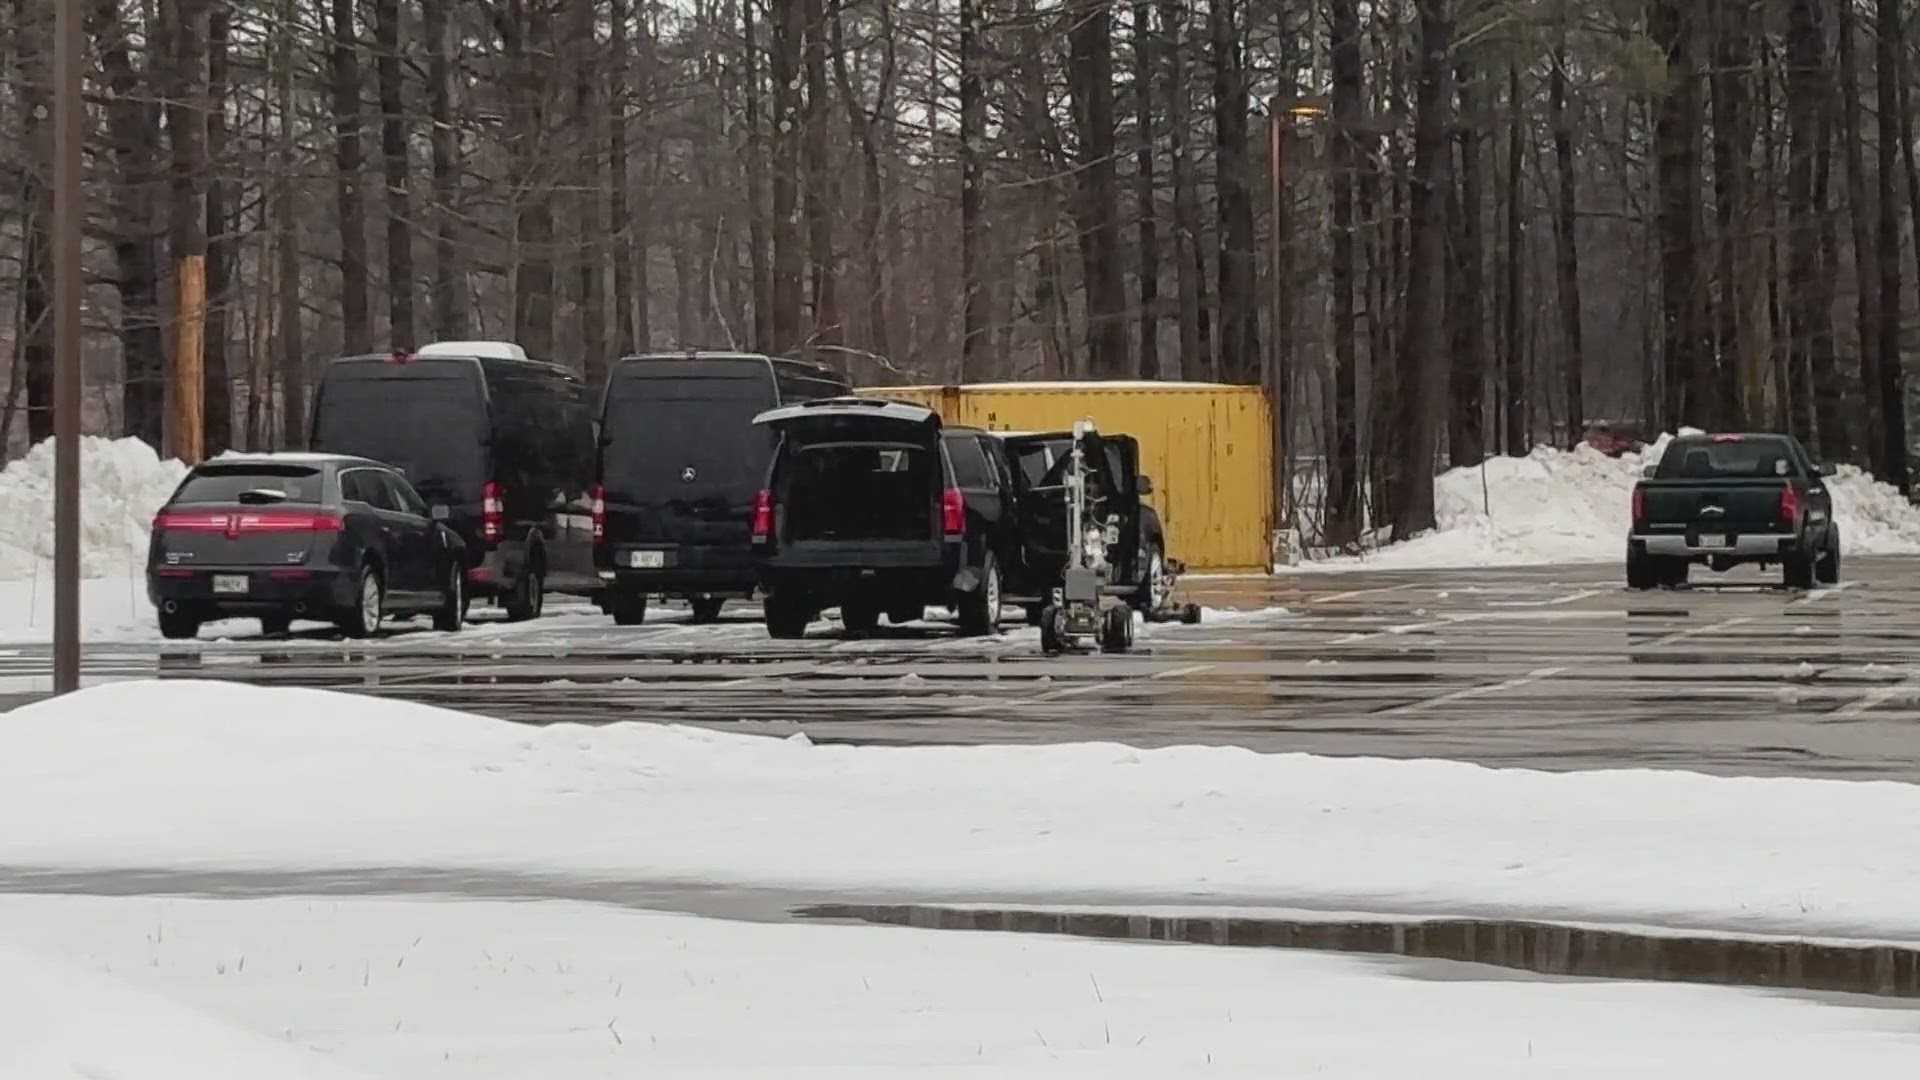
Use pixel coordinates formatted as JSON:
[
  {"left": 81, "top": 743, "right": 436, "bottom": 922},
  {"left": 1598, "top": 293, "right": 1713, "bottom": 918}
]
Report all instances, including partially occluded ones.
[{"left": 0, "top": 436, "right": 185, "bottom": 581}]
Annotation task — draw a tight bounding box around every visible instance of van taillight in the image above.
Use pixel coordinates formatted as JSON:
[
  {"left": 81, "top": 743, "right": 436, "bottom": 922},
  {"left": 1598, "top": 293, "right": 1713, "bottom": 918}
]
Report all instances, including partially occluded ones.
[
  {"left": 590, "top": 485, "right": 606, "bottom": 542},
  {"left": 1779, "top": 484, "right": 1801, "bottom": 528},
  {"left": 942, "top": 488, "right": 966, "bottom": 537},
  {"left": 751, "top": 489, "right": 774, "bottom": 542},
  {"left": 1631, "top": 485, "right": 1646, "bottom": 531},
  {"left": 482, "top": 481, "right": 503, "bottom": 544}
]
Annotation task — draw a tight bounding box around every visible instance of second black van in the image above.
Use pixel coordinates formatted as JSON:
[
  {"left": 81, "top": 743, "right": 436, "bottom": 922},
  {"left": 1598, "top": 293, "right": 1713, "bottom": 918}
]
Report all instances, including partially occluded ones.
[
  {"left": 592, "top": 352, "right": 849, "bottom": 624},
  {"left": 309, "top": 340, "right": 597, "bottom": 620}
]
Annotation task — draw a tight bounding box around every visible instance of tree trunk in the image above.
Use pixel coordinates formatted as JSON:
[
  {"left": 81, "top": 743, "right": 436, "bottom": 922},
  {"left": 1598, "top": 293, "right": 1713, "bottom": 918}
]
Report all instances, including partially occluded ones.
[
  {"left": 740, "top": 0, "right": 771, "bottom": 352},
  {"left": 1813, "top": 76, "right": 1849, "bottom": 458},
  {"left": 276, "top": 0, "right": 306, "bottom": 441},
  {"left": 1393, "top": 0, "right": 1451, "bottom": 539},
  {"left": 1503, "top": 59, "right": 1525, "bottom": 454},
  {"left": 372, "top": 0, "right": 414, "bottom": 351},
  {"left": 1550, "top": 43, "right": 1583, "bottom": 448},
  {"left": 833, "top": 0, "right": 895, "bottom": 362},
  {"left": 1649, "top": 0, "right": 1709, "bottom": 430},
  {"left": 15, "top": 1, "right": 51, "bottom": 445},
  {"left": 506, "top": 0, "right": 555, "bottom": 358},
  {"left": 424, "top": 0, "right": 467, "bottom": 341},
  {"left": 1160, "top": 0, "right": 1207, "bottom": 378},
  {"left": 1784, "top": 0, "right": 1827, "bottom": 451},
  {"left": 572, "top": 0, "right": 606, "bottom": 383},
  {"left": 769, "top": 0, "right": 805, "bottom": 352},
  {"left": 1874, "top": 0, "right": 1908, "bottom": 490},
  {"left": 165, "top": 0, "right": 210, "bottom": 460},
  {"left": 1327, "top": 0, "right": 1362, "bottom": 542},
  {"left": 1838, "top": 0, "right": 1880, "bottom": 464},
  {"left": 203, "top": 1, "right": 232, "bottom": 453},
  {"left": 802, "top": 0, "right": 841, "bottom": 349},
  {"left": 958, "top": 0, "right": 985, "bottom": 374},
  {"left": 1209, "top": 0, "right": 1258, "bottom": 382},
  {"left": 1132, "top": 0, "right": 1161, "bottom": 379},
  {"left": 89, "top": 0, "right": 166, "bottom": 447},
  {"left": 1901, "top": 4, "right": 1920, "bottom": 471},
  {"left": 1712, "top": 0, "right": 1769, "bottom": 428},
  {"left": 1070, "top": 0, "right": 1129, "bottom": 378},
  {"left": 329, "top": 0, "right": 371, "bottom": 355},
  {"left": 1448, "top": 51, "right": 1485, "bottom": 468}
]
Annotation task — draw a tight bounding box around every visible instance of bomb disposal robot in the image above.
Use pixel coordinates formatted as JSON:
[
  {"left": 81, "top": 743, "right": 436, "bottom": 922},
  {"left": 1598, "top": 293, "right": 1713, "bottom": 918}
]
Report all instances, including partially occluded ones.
[{"left": 1036, "top": 419, "right": 1142, "bottom": 655}]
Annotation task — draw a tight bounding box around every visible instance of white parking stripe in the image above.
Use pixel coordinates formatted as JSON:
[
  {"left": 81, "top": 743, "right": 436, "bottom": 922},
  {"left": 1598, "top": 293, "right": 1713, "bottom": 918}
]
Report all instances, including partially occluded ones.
[
  {"left": 1311, "top": 583, "right": 1419, "bottom": 606},
  {"left": 1633, "top": 615, "right": 1754, "bottom": 650},
  {"left": 1833, "top": 671, "right": 1920, "bottom": 718},
  {"left": 1488, "top": 589, "right": 1604, "bottom": 608},
  {"left": 1794, "top": 581, "right": 1861, "bottom": 605},
  {"left": 1377, "top": 666, "right": 1567, "bottom": 716}
]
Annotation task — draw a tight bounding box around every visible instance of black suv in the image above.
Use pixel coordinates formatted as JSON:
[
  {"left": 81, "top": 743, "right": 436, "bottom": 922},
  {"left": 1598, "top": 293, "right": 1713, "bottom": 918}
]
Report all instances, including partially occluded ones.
[
  {"left": 148, "top": 455, "right": 467, "bottom": 639},
  {"left": 593, "top": 352, "right": 848, "bottom": 624},
  {"left": 997, "top": 429, "right": 1167, "bottom": 614},
  {"left": 309, "top": 341, "right": 597, "bottom": 620},
  {"left": 750, "top": 398, "right": 1015, "bottom": 638}
]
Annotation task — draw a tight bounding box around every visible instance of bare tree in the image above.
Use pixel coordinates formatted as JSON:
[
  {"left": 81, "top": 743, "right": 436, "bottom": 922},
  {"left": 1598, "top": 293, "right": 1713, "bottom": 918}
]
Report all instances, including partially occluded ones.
[
  {"left": 1392, "top": 0, "right": 1451, "bottom": 538},
  {"left": 1550, "top": 40, "right": 1582, "bottom": 446}
]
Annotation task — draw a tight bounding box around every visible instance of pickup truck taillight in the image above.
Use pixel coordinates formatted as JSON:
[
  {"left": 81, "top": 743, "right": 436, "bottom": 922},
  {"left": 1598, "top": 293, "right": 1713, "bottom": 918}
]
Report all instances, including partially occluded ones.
[
  {"left": 1631, "top": 485, "right": 1647, "bottom": 531},
  {"left": 1779, "top": 484, "right": 1801, "bottom": 529}
]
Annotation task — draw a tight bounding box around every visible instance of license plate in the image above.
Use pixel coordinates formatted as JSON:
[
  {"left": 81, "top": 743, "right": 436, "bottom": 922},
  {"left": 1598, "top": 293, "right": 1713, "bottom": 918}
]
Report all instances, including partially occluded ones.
[
  {"left": 212, "top": 574, "right": 250, "bottom": 595},
  {"left": 628, "top": 550, "right": 665, "bottom": 569},
  {"left": 1697, "top": 534, "right": 1727, "bottom": 549}
]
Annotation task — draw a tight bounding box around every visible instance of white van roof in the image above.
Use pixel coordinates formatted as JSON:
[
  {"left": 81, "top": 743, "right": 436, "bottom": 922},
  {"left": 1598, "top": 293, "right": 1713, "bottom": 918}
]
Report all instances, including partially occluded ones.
[{"left": 416, "top": 340, "right": 529, "bottom": 362}]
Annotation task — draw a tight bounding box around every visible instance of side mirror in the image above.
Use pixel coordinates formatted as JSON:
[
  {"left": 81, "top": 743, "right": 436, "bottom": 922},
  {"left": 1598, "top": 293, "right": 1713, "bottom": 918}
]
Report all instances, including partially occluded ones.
[{"left": 1137, "top": 475, "right": 1155, "bottom": 496}]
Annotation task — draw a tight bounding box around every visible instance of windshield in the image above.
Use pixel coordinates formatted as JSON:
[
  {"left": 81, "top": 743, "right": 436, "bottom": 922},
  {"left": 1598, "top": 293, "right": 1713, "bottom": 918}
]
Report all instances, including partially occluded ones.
[
  {"left": 173, "top": 465, "right": 322, "bottom": 505},
  {"left": 601, "top": 374, "right": 777, "bottom": 495},
  {"left": 312, "top": 364, "right": 489, "bottom": 494},
  {"left": 1657, "top": 438, "right": 1800, "bottom": 480}
]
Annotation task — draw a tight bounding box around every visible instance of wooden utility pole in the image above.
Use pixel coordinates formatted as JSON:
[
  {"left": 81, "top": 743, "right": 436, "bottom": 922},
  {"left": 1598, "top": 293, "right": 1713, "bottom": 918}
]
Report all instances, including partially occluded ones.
[
  {"left": 170, "top": 257, "right": 207, "bottom": 463},
  {"left": 54, "top": 0, "right": 83, "bottom": 693}
]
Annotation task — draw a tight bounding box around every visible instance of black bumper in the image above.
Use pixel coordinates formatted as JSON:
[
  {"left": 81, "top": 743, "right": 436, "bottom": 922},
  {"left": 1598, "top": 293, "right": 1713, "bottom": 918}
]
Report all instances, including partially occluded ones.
[
  {"left": 148, "top": 567, "right": 355, "bottom": 617},
  {"left": 756, "top": 540, "right": 963, "bottom": 602},
  {"left": 597, "top": 542, "right": 757, "bottom": 597}
]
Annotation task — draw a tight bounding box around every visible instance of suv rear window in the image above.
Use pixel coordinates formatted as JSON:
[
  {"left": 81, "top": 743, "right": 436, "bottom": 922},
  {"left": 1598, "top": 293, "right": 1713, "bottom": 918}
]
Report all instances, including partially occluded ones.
[
  {"left": 173, "top": 465, "right": 322, "bottom": 504},
  {"left": 1658, "top": 438, "right": 1799, "bottom": 480}
]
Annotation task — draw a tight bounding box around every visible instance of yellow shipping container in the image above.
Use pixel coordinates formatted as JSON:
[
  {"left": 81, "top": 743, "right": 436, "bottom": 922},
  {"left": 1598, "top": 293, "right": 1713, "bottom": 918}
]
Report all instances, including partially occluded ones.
[{"left": 856, "top": 382, "right": 1273, "bottom": 571}]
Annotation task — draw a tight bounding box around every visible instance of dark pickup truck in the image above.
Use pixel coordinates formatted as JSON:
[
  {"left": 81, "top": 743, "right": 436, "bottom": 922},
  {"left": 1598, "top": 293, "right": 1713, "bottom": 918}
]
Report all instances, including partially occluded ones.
[{"left": 1627, "top": 433, "right": 1840, "bottom": 590}]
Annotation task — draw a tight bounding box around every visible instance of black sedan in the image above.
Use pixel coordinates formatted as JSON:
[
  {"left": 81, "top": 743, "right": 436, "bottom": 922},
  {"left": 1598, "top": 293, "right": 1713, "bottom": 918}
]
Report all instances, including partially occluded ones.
[{"left": 147, "top": 454, "right": 467, "bottom": 639}]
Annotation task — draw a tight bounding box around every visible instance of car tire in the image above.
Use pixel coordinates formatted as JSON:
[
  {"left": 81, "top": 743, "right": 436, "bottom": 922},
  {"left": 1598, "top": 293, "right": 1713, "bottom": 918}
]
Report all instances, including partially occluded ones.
[
  {"left": 432, "top": 562, "right": 464, "bottom": 632},
  {"left": 337, "top": 565, "right": 384, "bottom": 638},
  {"left": 504, "top": 562, "right": 544, "bottom": 623},
  {"left": 1817, "top": 527, "right": 1842, "bottom": 585},
  {"left": 690, "top": 596, "right": 725, "bottom": 624},
  {"left": 765, "top": 592, "right": 810, "bottom": 640},
  {"left": 1133, "top": 543, "right": 1167, "bottom": 613},
  {"left": 887, "top": 605, "right": 924, "bottom": 625},
  {"left": 1657, "top": 557, "right": 1689, "bottom": 588},
  {"left": 1024, "top": 603, "right": 1046, "bottom": 627},
  {"left": 1783, "top": 547, "right": 1816, "bottom": 590},
  {"left": 1626, "top": 546, "right": 1657, "bottom": 590},
  {"left": 261, "top": 613, "right": 293, "bottom": 637},
  {"left": 611, "top": 591, "right": 649, "bottom": 626},
  {"left": 158, "top": 609, "right": 201, "bottom": 641},
  {"left": 841, "top": 600, "right": 880, "bottom": 636},
  {"left": 957, "top": 553, "right": 1002, "bottom": 635}
]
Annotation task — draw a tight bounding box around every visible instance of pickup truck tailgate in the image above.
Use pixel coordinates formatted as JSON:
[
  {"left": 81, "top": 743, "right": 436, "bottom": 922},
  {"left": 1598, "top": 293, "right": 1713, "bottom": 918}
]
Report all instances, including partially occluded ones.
[{"left": 1641, "top": 480, "right": 1784, "bottom": 535}]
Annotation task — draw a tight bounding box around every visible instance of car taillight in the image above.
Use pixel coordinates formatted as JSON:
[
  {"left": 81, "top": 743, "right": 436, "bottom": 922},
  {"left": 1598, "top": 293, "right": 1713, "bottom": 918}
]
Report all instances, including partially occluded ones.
[
  {"left": 1779, "top": 484, "right": 1800, "bottom": 528},
  {"left": 1631, "top": 485, "right": 1646, "bottom": 531},
  {"left": 590, "top": 485, "right": 606, "bottom": 543},
  {"left": 153, "top": 511, "right": 230, "bottom": 533},
  {"left": 482, "top": 481, "right": 503, "bottom": 544},
  {"left": 751, "top": 489, "right": 774, "bottom": 542},
  {"left": 942, "top": 488, "right": 966, "bottom": 537},
  {"left": 151, "top": 511, "right": 342, "bottom": 533}
]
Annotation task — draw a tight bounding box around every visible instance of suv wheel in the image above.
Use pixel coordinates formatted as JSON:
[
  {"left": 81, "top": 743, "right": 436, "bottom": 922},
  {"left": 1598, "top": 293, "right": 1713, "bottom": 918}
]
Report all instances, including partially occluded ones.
[
  {"left": 612, "top": 591, "right": 649, "bottom": 626},
  {"left": 765, "top": 591, "right": 811, "bottom": 639},
  {"left": 841, "top": 600, "right": 880, "bottom": 636},
  {"left": 432, "top": 563, "right": 465, "bottom": 632},
  {"left": 1135, "top": 544, "right": 1167, "bottom": 613},
  {"left": 158, "top": 608, "right": 201, "bottom": 641},
  {"left": 338, "top": 566, "right": 385, "bottom": 638},
  {"left": 958, "top": 553, "right": 1002, "bottom": 635},
  {"left": 1817, "top": 527, "right": 1842, "bottom": 585},
  {"left": 504, "top": 563, "right": 544, "bottom": 622}
]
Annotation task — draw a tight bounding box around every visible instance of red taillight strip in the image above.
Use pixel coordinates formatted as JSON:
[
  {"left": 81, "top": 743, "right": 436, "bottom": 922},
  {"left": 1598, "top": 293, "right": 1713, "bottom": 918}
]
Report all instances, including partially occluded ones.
[
  {"left": 751, "top": 489, "right": 774, "bottom": 542},
  {"left": 941, "top": 488, "right": 966, "bottom": 536},
  {"left": 153, "top": 511, "right": 342, "bottom": 534}
]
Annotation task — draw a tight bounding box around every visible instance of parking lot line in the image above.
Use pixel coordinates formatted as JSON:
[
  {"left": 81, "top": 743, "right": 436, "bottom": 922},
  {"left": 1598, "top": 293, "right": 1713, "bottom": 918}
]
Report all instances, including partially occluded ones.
[
  {"left": 1831, "top": 670, "right": 1920, "bottom": 718},
  {"left": 1375, "top": 666, "right": 1567, "bottom": 717},
  {"left": 1488, "top": 588, "right": 1605, "bottom": 609},
  {"left": 1310, "top": 583, "right": 1420, "bottom": 606},
  {"left": 1793, "top": 581, "right": 1861, "bottom": 605},
  {"left": 1632, "top": 615, "right": 1755, "bottom": 650}
]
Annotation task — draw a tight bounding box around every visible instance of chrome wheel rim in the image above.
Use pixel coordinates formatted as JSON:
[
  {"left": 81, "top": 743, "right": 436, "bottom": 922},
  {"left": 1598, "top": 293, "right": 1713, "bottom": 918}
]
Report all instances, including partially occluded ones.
[
  {"left": 361, "top": 573, "right": 383, "bottom": 635},
  {"left": 985, "top": 562, "right": 1001, "bottom": 625}
]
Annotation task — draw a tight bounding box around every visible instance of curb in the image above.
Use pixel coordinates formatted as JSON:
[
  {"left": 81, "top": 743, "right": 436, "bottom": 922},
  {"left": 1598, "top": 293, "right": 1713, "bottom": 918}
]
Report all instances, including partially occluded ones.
[{"left": 797, "top": 904, "right": 1920, "bottom": 999}]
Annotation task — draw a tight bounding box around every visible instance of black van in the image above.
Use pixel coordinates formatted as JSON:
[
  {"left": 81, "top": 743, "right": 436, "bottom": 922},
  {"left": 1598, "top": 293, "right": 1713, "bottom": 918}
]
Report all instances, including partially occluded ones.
[
  {"left": 309, "top": 341, "right": 597, "bottom": 619},
  {"left": 749, "top": 398, "right": 1006, "bottom": 639},
  {"left": 592, "top": 352, "right": 847, "bottom": 625}
]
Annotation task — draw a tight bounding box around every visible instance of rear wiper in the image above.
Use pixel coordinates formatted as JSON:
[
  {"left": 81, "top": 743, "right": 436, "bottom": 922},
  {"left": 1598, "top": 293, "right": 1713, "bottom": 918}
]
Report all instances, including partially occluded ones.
[{"left": 236, "top": 488, "right": 289, "bottom": 504}]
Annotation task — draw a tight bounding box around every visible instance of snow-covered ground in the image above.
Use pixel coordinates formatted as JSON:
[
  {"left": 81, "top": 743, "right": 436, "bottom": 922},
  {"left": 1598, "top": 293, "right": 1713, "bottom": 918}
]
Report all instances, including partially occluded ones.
[
  {"left": 0, "top": 436, "right": 184, "bottom": 581},
  {"left": 4, "top": 893, "right": 1916, "bottom": 1080},
  {"left": 0, "top": 937, "right": 370, "bottom": 1080},
  {"left": 1298, "top": 437, "right": 1920, "bottom": 572},
  {"left": 6, "top": 680, "right": 1919, "bottom": 943}
]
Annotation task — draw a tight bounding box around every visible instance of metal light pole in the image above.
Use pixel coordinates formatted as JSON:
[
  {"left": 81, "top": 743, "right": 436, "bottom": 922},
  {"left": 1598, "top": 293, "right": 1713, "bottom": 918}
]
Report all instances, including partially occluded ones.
[{"left": 53, "top": 0, "right": 84, "bottom": 694}]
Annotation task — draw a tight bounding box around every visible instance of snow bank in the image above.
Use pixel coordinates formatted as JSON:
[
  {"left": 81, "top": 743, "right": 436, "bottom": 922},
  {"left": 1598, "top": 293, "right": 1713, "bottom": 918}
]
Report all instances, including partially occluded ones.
[
  {"left": 6, "top": 680, "right": 1920, "bottom": 942},
  {"left": 9, "top": 894, "right": 1916, "bottom": 1079},
  {"left": 1307, "top": 435, "right": 1920, "bottom": 570},
  {"left": 0, "top": 940, "right": 369, "bottom": 1080},
  {"left": 0, "top": 437, "right": 185, "bottom": 581}
]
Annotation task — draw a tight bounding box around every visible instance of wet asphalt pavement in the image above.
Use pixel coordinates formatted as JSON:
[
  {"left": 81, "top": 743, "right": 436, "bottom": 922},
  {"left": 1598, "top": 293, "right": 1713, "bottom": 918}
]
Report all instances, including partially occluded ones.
[{"left": 6, "top": 558, "right": 1920, "bottom": 782}]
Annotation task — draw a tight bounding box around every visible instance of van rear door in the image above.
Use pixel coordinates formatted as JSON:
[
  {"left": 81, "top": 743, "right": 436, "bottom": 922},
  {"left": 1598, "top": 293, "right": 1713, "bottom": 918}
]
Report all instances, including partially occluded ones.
[
  {"left": 310, "top": 357, "right": 491, "bottom": 550},
  {"left": 598, "top": 363, "right": 779, "bottom": 558}
]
